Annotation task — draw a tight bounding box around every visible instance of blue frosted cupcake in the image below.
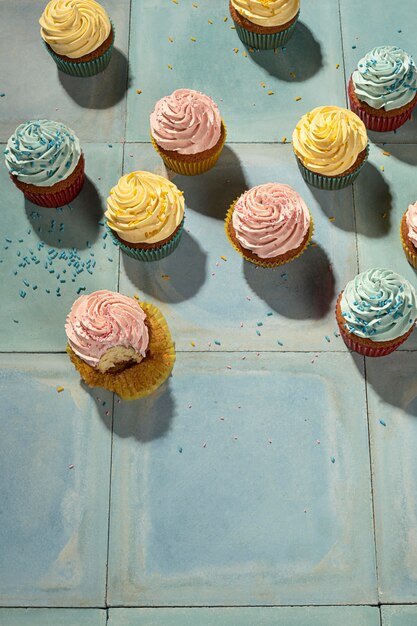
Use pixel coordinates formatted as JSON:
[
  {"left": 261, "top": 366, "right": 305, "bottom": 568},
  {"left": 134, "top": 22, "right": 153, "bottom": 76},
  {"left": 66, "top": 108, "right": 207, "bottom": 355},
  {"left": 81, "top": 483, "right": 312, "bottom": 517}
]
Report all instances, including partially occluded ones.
[
  {"left": 229, "top": 0, "right": 299, "bottom": 50},
  {"left": 105, "top": 171, "right": 185, "bottom": 262},
  {"left": 39, "top": 0, "right": 114, "bottom": 77}
]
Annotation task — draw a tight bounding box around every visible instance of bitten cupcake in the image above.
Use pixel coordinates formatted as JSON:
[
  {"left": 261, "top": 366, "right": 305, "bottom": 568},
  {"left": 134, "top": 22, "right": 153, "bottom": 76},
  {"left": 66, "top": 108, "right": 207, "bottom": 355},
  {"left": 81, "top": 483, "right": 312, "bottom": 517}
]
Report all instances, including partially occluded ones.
[
  {"left": 229, "top": 0, "right": 299, "bottom": 49},
  {"left": 348, "top": 46, "right": 417, "bottom": 132},
  {"left": 225, "top": 183, "right": 312, "bottom": 267},
  {"left": 292, "top": 106, "right": 369, "bottom": 190},
  {"left": 336, "top": 268, "right": 417, "bottom": 357},
  {"left": 105, "top": 171, "right": 185, "bottom": 261},
  {"left": 400, "top": 201, "right": 417, "bottom": 268},
  {"left": 150, "top": 89, "right": 226, "bottom": 176},
  {"left": 39, "top": 0, "right": 114, "bottom": 77},
  {"left": 65, "top": 290, "right": 175, "bottom": 400},
  {"left": 4, "top": 119, "right": 84, "bottom": 208}
]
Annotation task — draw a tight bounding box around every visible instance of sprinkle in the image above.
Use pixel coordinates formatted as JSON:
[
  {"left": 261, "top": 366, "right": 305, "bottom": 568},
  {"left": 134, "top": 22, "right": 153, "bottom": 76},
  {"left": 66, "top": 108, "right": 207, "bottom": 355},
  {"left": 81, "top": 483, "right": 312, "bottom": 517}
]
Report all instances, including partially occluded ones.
[
  {"left": 325, "top": 335, "right": 331, "bottom": 342},
  {"left": 336, "top": 63, "right": 340, "bottom": 69},
  {"left": 226, "top": 365, "right": 232, "bottom": 369},
  {"left": 256, "top": 330, "right": 261, "bottom": 336},
  {"left": 220, "top": 255, "right": 227, "bottom": 261},
  {"left": 282, "top": 136, "right": 287, "bottom": 143},
  {"left": 352, "top": 45, "right": 356, "bottom": 49},
  {"left": 295, "top": 96, "right": 302, "bottom": 101},
  {"left": 177, "top": 446, "right": 183, "bottom": 453},
  {"left": 136, "top": 89, "right": 142, "bottom": 94},
  {"left": 161, "top": 274, "right": 171, "bottom": 279},
  {"left": 13, "top": 320, "right": 19, "bottom": 324},
  {"left": 0, "top": 93, "right": 5, "bottom": 97},
  {"left": 214, "top": 340, "right": 221, "bottom": 345},
  {"left": 268, "top": 438, "right": 272, "bottom": 444},
  {"left": 289, "top": 72, "right": 296, "bottom": 78},
  {"left": 171, "top": 0, "right": 178, "bottom": 3},
  {"left": 208, "top": 19, "right": 213, "bottom": 24},
  {"left": 246, "top": 296, "right": 251, "bottom": 301},
  {"left": 56, "top": 387, "right": 64, "bottom": 393},
  {"left": 316, "top": 439, "right": 320, "bottom": 444},
  {"left": 108, "top": 144, "right": 113, "bottom": 148},
  {"left": 224, "top": 16, "right": 228, "bottom": 22},
  {"left": 202, "top": 442, "right": 207, "bottom": 448},
  {"left": 243, "top": 51, "right": 247, "bottom": 57},
  {"left": 267, "top": 311, "right": 273, "bottom": 316},
  {"left": 329, "top": 217, "right": 335, "bottom": 221},
  {"left": 257, "top": 322, "right": 263, "bottom": 326},
  {"left": 230, "top": 25, "right": 235, "bottom": 29},
  {"left": 240, "top": 322, "right": 244, "bottom": 327},
  {"left": 379, "top": 419, "right": 387, "bottom": 427},
  {"left": 241, "top": 356, "right": 246, "bottom": 360},
  {"left": 261, "top": 82, "right": 265, "bottom": 88},
  {"left": 331, "top": 456, "right": 336, "bottom": 463},
  {"left": 233, "top": 48, "right": 239, "bottom": 53},
  {"left": 219, "top": 416, "right": 225, "bottom": 420},
  {"left": 191, "top": 37, "right": 197, "bottom": 42},
  {"left": 19, "top": 290, "right": 26, "bottom": 298},
  {"left": 380, "top": 165, "right": 385, "bottom": 172},
  {"left": 268, "top": 91, "right": 274, "bottom": 95},
  {"left": 68, "top": 464, "right": 74, "bottom": 469},
  {"left": 383, "top": 151, "right": 391, "bottom": 156},
  {"left": 277, "top": 340, "right": 284, "bottom": 346},
  {"left": 168, "top": 64, "right": 173, "bottom": 70},
  {"left": 192, "top": 2, "right": 198, "bottom": 6},
  {"left": 233, "top": 436, "right": 238, "bottom": 440},
  {"left": 168, "top": 36, "right": 173, "bottom": 43},
  {"left": 191, "top": 341, "right": 195, "bottom": 347}
]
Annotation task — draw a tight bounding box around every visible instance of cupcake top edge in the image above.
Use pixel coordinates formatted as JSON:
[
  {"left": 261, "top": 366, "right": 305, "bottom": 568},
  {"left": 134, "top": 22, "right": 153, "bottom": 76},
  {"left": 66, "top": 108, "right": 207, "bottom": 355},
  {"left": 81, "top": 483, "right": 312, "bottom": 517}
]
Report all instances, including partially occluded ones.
[
  {"left": 230, "top": 0, "right": 299, "bottom": 27},
  {"left": 406, "top": 201, "right": 417, "bottom": 247},
  {"left": 340, "top": 268, "right": 417, "bottom": 342}
]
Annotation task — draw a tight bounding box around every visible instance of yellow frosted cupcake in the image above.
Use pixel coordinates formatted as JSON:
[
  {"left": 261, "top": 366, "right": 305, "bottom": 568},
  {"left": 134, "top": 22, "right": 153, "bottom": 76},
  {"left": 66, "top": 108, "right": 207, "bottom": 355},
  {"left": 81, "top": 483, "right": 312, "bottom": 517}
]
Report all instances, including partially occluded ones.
[
  {"left": 105, "top": 171, "right": 185, "bottom": 262},
  {"left": 39, "top": 0, "right": 114, "bottom": 77},
  {"left": 292, "top": 106, "right": 369, "bottom": 190}
]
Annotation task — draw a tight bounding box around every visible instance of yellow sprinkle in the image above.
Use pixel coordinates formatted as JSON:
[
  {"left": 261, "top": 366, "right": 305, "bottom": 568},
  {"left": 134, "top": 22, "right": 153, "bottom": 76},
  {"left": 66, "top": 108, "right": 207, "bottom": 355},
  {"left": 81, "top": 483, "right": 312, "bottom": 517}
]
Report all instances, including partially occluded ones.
[
  {"left": 191, "top": 341, "right": 196, "bottom": 347},
  {"left": 191, "top": 37, "right": 197, "bottom": 42},
  {"left": 168, "top": 36, "right": 173, "bottom": 43},
  {"left": 329, "top": 217, "right": 335, "bottom": 221},
  {"left": 249, "top": 48, "right": 254, "bottom": 53},
  {"left": 380, "top": 165, "right": 385, "bottom": 172},
  {"left": 208, "top": 19, "right": 213, "bottom": 24},
  {"left": 136, "top": 89, "right": 142, "bottom": 94},
  {"left": 233, "top": 48, "right": 239, "bottom": 53},
  {"left": 310, "top": 242, "right": 318, "bottom": 247},
  {"left": 168, "top": 64, "right": 173, "bottom": 70},
  {"left": 382, "top": 212, "right": 388, "bottom": 219},
  {"left": 295, "top": 96, "right": 302, "bottom": 101},
  {"left": 133, "top": 294, "right": 140, "bottom": 300},
  {"left": 56, "top": 387, "right": 64, "bottom": 393},
  {"left": 274, "top": 48, "right": 277, "bottom": 54},
  {"left": 261, "top": 82, "right": 265, "bottom": 88},
  {"left": 336, "top": 63, "right": 340, "bottom": 69},
  {"left": 289, "top": 72, "right": 296, "bottom": 78},
  {"left": 162, "top": 275, "right": 171, "bottom": 280},
  {"left": 243, "top": 51, "right": 247, "bottom": 57},
  {"left": 282, "top": 136, "right": 287, "bottom": 143},
  {"left": 192, "top": 2, "right": 198, "bottom": 6},
  {"left": 230, "top": 25, "right": 236, "bottom": 29},
  {"left": 171, "top": 0, "right": 178, "bottom": 3},
  {"left": 224, "top": 16, "right": 228, "bottom": 22},
  {"left": 383, "top": 151, "right": 391, "bottom": 156},
  {"left": 268, "top": 91, "right": 274, "bottom": 95},
  {"left": 220, "top": 255, "right": 227, "bottom": 261}
]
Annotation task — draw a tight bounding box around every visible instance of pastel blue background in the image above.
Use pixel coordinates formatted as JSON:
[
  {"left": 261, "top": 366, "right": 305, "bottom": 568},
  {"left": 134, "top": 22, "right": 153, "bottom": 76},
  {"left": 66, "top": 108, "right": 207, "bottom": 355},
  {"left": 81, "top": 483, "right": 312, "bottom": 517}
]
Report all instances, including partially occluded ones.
[{"left": 1, "top": 0, "right": 417, "bottom": 624}]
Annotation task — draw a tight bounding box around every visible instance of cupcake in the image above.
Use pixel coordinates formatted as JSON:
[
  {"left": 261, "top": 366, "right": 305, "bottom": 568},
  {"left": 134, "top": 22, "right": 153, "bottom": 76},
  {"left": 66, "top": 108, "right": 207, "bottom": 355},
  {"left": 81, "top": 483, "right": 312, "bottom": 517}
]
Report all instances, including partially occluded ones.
[
  {"left": 292, "top": 106, "right": 369, "bottom": 190},
  {"left": 150, "top": 89, "right": 226, "bottom": 176},
  {"left": 39, "top": 0, "right": 114, "bottom": 77},
  {"left": 400, "top": 201, "right": 417, "bottom": 268},
  {"left": 4, "top": 119, "right": 84, "bottom": 208},
  {"left": 105, "top": 171, "right": 185, "bottom": 261},
  {"left": 65, "top": 290, "right": 176, "bottom": 400},
  {"left": 229, "top": 0, "right": 299, "bottom": 49},
  {"left": 336, "top": 268, "right": 417, "bottom": 357},
  {"left": 348, "top": 46, "right": 417, "bottom": 132},
  {"left": 225, "top": 183, "right": 312, "bottom": 267}
]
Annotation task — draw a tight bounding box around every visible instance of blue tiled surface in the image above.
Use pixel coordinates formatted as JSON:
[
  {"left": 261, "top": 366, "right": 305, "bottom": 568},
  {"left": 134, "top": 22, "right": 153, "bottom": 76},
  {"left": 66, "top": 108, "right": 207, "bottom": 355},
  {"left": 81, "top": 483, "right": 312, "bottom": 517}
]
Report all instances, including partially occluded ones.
[{"left": 1, "top": 0, "right": 417, "bottom": 619}]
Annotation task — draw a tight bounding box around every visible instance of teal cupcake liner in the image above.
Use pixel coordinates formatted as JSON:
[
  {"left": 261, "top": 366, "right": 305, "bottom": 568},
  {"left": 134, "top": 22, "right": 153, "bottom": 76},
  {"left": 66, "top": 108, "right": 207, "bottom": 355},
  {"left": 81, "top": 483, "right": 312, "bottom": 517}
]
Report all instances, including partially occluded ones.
[
  {"left": 44, "top": 22, "right": 115, "bottom": 77},
  {"left": 107, "top": 218, "right": 185, "bottom": 262},
  {"left": 296, "top": 143, "right": 370, "bottom": 190},
  {"left": 233, "top": 12, "right": 299, "bottom": 50}
]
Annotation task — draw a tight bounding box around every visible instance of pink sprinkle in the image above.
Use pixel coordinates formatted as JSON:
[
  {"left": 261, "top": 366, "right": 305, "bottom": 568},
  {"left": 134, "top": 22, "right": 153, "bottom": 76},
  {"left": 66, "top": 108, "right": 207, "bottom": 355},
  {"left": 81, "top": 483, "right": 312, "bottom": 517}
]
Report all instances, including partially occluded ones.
[
  {"left": 233, "top": 436, "right": 238, "bottom": 440},
  {"left": 256, "top": 352, "right": 260, "bottom": 357},
  {"left": 68, "top": 464, "right": 74, "bottom": 469},
  {"left": 240, "top": 322, "right": 244, "bottom": 327},
  {"left": 202, "top": 442, "right": 207, "bottom": 448},
  {"left": 208, "top": 342, "right": 211, "bottom": 347},
  {"left": 226, "top": 365, "right": 232, "bottom": 369},
  {"left": 215, "top": 262, "right": 219, "bottom": 267},
  {"left": 316, "top": 439, "right": 320, "bottom": 444},
  {"left": 211, "top": 272, "right": 215, "bottom": 276},
  {"left": 268, "top": 438, "right": 272, "bottom": 444},
  {"left": 311, "top": 359, "right": 315, "bottom": 364},
  {"left": 246, "top": 296, "right": 251, "bottom": 301},
  {"left": 188, "top": 404, "right": 192, "bottom": 408},
  {"left": 237, "top": 405, "right": 241, "bottom": 409},
  {"left": 105, "top": 410, "right": 110, "bottom": 416},
  {"left": 241, "top": 356, "right": 246, "bottom": 360},
  {"left": 117, "top": 399, "right": 121, "bottom": 403},
  {"left": 304, "top": 509, "right": 307, "bottom": 513}
]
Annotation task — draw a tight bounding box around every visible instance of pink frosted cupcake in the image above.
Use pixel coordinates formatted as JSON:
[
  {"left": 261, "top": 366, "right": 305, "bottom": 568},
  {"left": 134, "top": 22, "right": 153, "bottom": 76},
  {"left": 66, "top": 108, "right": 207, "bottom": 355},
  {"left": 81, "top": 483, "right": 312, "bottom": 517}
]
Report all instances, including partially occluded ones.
[
  {"left": 401, "top": 201, "right": 417, "bottom": 268},
  {"left": 225, "top": 183, "right": 313, "bottom": 267},
  {"left": 150, "top": 89, "right": 226, "bottom": 175}
]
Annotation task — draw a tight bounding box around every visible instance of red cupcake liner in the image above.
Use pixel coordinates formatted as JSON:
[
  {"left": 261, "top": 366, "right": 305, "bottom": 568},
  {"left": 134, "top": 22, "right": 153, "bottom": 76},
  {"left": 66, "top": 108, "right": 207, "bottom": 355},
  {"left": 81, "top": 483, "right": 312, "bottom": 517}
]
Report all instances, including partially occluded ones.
[
  {"left": 21, "top": 167, "right": 85, "bottom": 208},
  {"left": 339, "top": 331, "right": 407, "bottom": 357},
  {"left": 348, "top": 87, "right": 415, "bottom": 132}
]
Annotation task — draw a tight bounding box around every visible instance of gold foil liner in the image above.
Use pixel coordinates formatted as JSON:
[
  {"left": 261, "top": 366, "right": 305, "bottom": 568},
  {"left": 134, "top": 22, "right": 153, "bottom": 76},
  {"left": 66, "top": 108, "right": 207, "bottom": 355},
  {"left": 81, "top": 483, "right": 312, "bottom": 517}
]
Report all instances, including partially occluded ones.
[
  {"left": 400, "top": 211, "right": 417, "bottom": 269},
  {"left": 224, "top": 199, "right": 314, "bottom": 268},
  {"left": 67, "top": 302, "right": 176, "bottom": 400},
  {"left": 150, "top": 122, "right": 227, "bottom": 176}
]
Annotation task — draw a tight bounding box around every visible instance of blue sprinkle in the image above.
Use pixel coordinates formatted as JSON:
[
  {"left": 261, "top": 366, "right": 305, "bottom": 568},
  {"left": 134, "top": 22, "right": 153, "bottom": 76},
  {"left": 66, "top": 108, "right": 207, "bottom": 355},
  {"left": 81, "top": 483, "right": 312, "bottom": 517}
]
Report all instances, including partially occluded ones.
[
  {"left": 45, "top": 289, "right": 50, "bottom": 294},
  {"left": 22, "top": 279, "right": 29, "bottom": 287},
  {"left": 13, "top": 320, "right": 19, "bottom": 324},
  {"left": 177, "top": 446, "right": 183, "bottom": 453},
  {"left": 0, "top": 93, "right": 5, "bottom": 97},
  {"left": 266, "top": 311, "right": 273, "bottom": 316},
  {"left": 19, "top": 290, "right": 26, "bottom": 298},
  {"left": 214, "top": 340, "right": 221, "bottom": 346},
  {"left": 257, "top": 322, "right": 263, "bottom": 327},
  {"left": 32, "top": 285, "right": 38, "bottom": 290},
  {"left": 76, "top": 286, "right": 86, "bottom": 294},
  {"left": 256, "top": 330, "right": 261, "bottom": 336},
  {"left": 107, "top": 257, "right": 113, "bottom": 262},
  {"left": 108, "top": 144, "right": 113, "bottom": 148},
  {"left": 379, "top": 419, "right": 387, "bottom": 427},
  {"left": 331, "top": 456, "right": 336, "bottom": 464},
  {"left": 352, "top": 45, "right": 357, "bottom": 49},
  {"left": 277, "top": 340, "right": 284, "bottom": 346},
  {"left": 5, "top": 238, "right": 12, "bottom": 243},
  {"left": 325, "top": 335, "right": 331, "bottom": 342}
]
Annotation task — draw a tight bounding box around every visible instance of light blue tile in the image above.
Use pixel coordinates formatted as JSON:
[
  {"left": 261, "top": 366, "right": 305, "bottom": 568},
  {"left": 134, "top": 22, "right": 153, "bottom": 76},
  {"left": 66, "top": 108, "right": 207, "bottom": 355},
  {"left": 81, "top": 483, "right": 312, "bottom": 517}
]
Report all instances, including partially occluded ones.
[
  {"left": 119, "top": 143, "right": 357, "bottom": 352},
  {"left": 0, "top": 143, "right": 121, "bottom": 351},
  {"left": 107, "top": 352, "right": 377, "bottom": 606},
  {"left": 126, "top": 0, "right": 346, "bottom": 142},
  {"left": 381, "top": 605, "right": 417, "bottom": 626},
  {"left": 109, "top": 606, "right": 380, "bottom": 626},
  {"left": 0, "top": 355, "right": 112, "bottom": 606},
  {"left": 340, "top": 0, "right": 417, "bottom": 143},
  {"left": 354, "top": 142, "right": 417, "bottom": 349},
  {"left": 0, "top": 609, "right": 106, "bottom": 626},
  {"left": 367, "top": 353, "right": 417, "bottom": 603},
  {"left": 0, "top": 1, "right": 129, "bottom": 143}
]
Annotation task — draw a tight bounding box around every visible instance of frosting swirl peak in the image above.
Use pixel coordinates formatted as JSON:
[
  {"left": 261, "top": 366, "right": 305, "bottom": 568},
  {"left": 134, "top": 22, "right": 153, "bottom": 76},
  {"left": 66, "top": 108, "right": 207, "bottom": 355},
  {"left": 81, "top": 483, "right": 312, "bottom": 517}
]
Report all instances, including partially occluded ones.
[
  {"left": 230, "top": 0, "right": 299, "bottom": 27},
  {"left": 292, "top": 106, "right": 368, "bottom": 176},
  {"left": 232, "top": 183, "right": 310, "bottom": 258},
  {"left": 150, "top": 89, "right": 222, "bottom": 155}
]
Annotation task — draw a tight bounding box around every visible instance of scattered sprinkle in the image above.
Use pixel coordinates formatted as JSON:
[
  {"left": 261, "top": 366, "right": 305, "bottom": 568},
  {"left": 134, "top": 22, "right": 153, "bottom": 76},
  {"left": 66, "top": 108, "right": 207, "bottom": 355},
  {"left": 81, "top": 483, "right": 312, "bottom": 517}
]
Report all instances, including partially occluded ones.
[
  {"left": 214, "top": 340, "right": 221, "bottom": 346},
  {"left": 168, "top": 37, "right": 173, "bottom": 43},
  {"left": 177, "top": 446, "right": 183, "bottom": 453},
  {"left": 277, "top": 340, "right": 284, "bottom": 346},
  {"left": 329, "top": 217, "right": 335, "bottom": 221},
  {"left": 295, "top": 96, "right": 302, "bottom": 101},
  {"left": 208, "top": 19, "right": 213, "bottom": 24},
  {"left": 190, "top": 37, "right": 197, "bottom": 42},
  {"left": 256, "top": 330, "right": 261, "bottom": 336},
  {"left": 352, "top": 45, "right": 356, "bottom": 49},
  {"left": 268, "top": 438, "right": 272, "bottom": 444},
  {"left": 219, "top": 416, "right": 225, "bottom": 421},
  {"left": 282, "top": 136, "right": 287, "bottom": 143},
  {"left": 325, "top": 335, "right": 331, "bottom": 343},
  {"left": 226, "top": 365, "right": 232, "bottom": 370},
  {"left": 136, "top": 89, "right": 142, "bottom": 94},
  {"left": 379, "top": 419, "right": 387, "bottom": 427},
  {"left": 56, "top": 387, "right": 64, "bottom": 393},
  {"left": 162, "top": 274, "right": 171, "bottom": 279},
  {"left": 220, "top": 255, "right": 227, "bottom": 261},
  {"left": 168, "top": 64, "right": 173, "bottom": 70},
  {"left": 380, "top": 165, "right": 385, "bottom": 172},
  {"left": 68, "top": 464, "right": 74, "bottom": 469},
  {"left": 266, "top": 311, "right": 273, "bottom": 316},
  {"left": 202, "top": 442, "right": 207, "bottom": 448},
  {"left": 316, "top": 439, "right": 321, "bottom": 444},
  {"left": 383, "top": 151, "right": 391, "bottom": 156},
  {"left": 331, "top": 456, "right": 336, "bottom": 464},
  {"left": 191, "top": 341, "right": 195, "bottom": 347},
  {"left": 268, "top": 91, "right": 274, "bottom": 96},
  {"left": 224, "top": 16, "right": 228, "bottom": 22},
  {"left": 336, "top": 63, "right": 340, "bottom": 69},
  {"left": 233, "top": 48, "right": 239, "bottom": 54}
]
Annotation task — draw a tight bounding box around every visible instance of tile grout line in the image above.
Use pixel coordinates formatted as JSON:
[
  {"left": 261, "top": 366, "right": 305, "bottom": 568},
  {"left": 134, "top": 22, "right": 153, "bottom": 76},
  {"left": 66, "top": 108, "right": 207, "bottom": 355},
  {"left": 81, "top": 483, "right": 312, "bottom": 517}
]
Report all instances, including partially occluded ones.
[
  {"left": 104, "top": 392, "right": 116, "bottom": 609},
  {"left": 337, "top": 0, "right": 349, "bottom": 109}
]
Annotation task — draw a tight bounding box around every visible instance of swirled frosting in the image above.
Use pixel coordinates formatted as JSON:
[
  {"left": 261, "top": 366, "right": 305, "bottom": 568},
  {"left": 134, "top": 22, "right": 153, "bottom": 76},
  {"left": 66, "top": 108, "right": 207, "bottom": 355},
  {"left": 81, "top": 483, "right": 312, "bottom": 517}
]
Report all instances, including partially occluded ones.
[
  {"left": 230, "top": 0, "right": 299, "bottom": 27},
  {"left": 39, "top": 0, "right": 111, "bottom": 58},
  {"left": 352, "top": 46, "right": 417, "bottom": 111},
  {"left": 105, "top": 171, "right": 185, "bottom": 244},
  {"left": 150, "top": 89, "right": 222, "bottom": 155},
  {"left": 232, "top": 183, "right": 310, "bottom": 258},
  {"left": 340, "top": 268, "right": 417, "bottom": 342},
  {"left": 4, "top": 119, "right": 81, "bottom": 187},
  {"left": 406, "top": 201, "right": 417, "bottom": 247},
  {"left": 65, "top": 290, "right": 149, "bottom": 368},
  {"left": 292, "top": 106, "right": 368, "bottom": 176}
]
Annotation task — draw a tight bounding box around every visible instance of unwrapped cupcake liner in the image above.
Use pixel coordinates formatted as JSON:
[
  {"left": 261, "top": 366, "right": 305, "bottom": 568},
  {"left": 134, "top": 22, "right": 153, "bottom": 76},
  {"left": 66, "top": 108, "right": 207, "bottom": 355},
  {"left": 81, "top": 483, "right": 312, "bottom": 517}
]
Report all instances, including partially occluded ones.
[
  {"left": 107, "top": 218, "right": 185, "bottom": 262},
  {"left": 67, "top": 301, "right": 176, "bottom": 400},
  {"left": 224, "top": 200, "right": 314, "bottom": 268},
  {"left": 151, "top": 125, "right": 226, "bottom": 176},
  {"left": 296, "top": 144, "right": 369, "bottom": 190},
  {"left": 43, "top": 22, "right": 115, "bottom": 77},
  {"left": 400, "top": 213, "right": 417, "bottom": 269},
  {"left": 348, "top": 88, "right": 415, "bottom": 132},
  {"left": 18, "top": 163, "right": 85, "bottom": 208},
  {"left": 232, "top": 12, "right": 299, "bottom": 49}
]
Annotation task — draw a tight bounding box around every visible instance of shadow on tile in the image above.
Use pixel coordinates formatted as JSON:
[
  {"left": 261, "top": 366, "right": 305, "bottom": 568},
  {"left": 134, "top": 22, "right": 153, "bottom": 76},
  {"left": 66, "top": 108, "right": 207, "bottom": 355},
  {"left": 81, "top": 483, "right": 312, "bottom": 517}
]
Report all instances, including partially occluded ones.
[
  {"left": 309, "top": 187, "right": 355, "bottom": 233},
  {"left": 177, "top": 146, "right": 248, "bottom": 220},
  {"left": 374, "top": 140, "right": 417, "bottom": 166},
  {"left": 58, "top": 49, "right": 130, "bottom": 109},
  {"left": 243, "top": 242, "right": 335, "bottom": 319},
  {"left": 244, "top": 22, "right": 323, "bottom": 82},
  {"left": 353, "top": 162, "right": 393, "bottom": 237},
  {"left": 24, "top": 176, "right": 103, "bottom": 249},
  {"left": 121, "top": 230, "right": 207, "bottom": 302}
]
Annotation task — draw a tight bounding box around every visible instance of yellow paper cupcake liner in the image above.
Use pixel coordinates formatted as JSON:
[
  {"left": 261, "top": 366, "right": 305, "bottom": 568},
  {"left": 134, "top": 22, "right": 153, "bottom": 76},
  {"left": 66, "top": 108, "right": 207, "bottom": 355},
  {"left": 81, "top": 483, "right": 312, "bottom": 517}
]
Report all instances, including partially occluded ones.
[
  {"left": 67, "top": 302, "right": 176, "bottom": 400},
  {"left": 400, "top": 213, "right": 417, "bottom": 269},
  {"left": 224, "top": 200, "right": 314, "bottom": 268},
  {"left": 151, "top": 122, "right": 227, "bottom": 176}
]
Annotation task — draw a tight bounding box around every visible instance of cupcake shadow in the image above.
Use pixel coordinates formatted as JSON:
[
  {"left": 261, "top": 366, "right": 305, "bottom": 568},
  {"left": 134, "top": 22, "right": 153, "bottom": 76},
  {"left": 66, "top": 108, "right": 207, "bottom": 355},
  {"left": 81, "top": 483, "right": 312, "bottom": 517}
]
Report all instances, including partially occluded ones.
[
  {"left": 24, "top": 176, "right": 103, "bottom": 250},
  {"left": 352, "top": 162, "right": 393, "bottom": 237},
  {"left": 121, "top": 229, "right": 207, "bottom": 303},
  {"left": 371, "top": 141, "right": 417, "bottom": 166},
  {"left": 244, "top": 22, "right": 322, "bottom": 82},
  {"left": 176, "top": 146, "right": 248, "bottom": 220},
  {"left": 243, "top": 242, "right": 335, "bottom": 320},
  {"left": 58, "top": 48, "right": 130, "bottom": 109},
  {"left": 309, "top": 186, "right": 357, "bottom": 233}
]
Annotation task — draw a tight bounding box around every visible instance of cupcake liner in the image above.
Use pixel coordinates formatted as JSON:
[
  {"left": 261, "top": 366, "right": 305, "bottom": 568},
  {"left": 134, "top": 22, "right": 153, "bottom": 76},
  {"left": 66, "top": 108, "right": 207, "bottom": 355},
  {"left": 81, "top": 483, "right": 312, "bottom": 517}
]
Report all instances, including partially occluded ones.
[
  {"left": 150, "top": 123, "right": 227, "bottom": 176},
  {"left": 18, "top": 162, "right": 85, "bottom": 208},
  {"left": 107, "top": 217, "right": 185, "bottom": 262},
  {"left": 296, "top": 144, "right": 369, "bottom": 190},
  {"left": 232, "top": 12, "right": 299, "bottom": 49},
  {"left": 400, "top": 213, "right": 417, "bottom": 269},
  {"left": 67, "top": 301, "right": 176, "bottom": 400},
  {"left": 224, "top": 200, "right": 314, "bottom": 268},
  {"left": 348, "top": 88, "right": 415, "bottom": 132},
  {"left": 43, "top": 22, "right": 115, "bottom": 77}
]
